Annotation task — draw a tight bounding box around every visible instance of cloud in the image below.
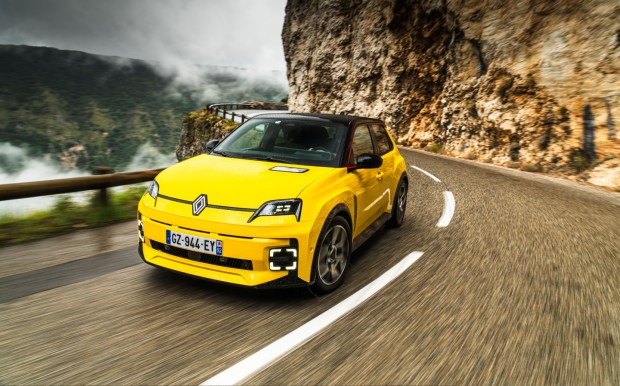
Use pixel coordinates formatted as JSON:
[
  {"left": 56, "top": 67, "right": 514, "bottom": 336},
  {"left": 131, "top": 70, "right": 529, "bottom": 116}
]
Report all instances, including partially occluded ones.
[
  {"left": 0, "top": 0, "right": 287, "bottom": 72},
  {"left": 0, "top": 142, "right": 176, "bottom": 215},
  {"left": 0, "top": 1, "right": 292, "bottom": 214},
  {"left": 0, "top": 142, "right": 91, "bottom": 214},
  {"left": 169, "top": 66, "right": 288, "bottom": 104},
  {"left": 122, "top": 142, "right": 177, "bottom": 172}
]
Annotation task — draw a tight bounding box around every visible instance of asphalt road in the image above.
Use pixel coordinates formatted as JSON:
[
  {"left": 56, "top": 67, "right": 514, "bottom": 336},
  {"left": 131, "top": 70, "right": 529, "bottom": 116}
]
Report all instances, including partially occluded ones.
[{"left": 1, "top": 148, "right": 619, "bottom": 385}]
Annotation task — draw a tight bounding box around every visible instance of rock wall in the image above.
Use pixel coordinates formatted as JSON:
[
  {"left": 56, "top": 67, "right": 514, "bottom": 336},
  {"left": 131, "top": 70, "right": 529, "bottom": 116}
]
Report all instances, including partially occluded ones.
[
  {"left": 176, "top": 109, "right": 238, "bottom": 161},
  {"left": 283, "top": 0, "right": 619, "bottom": 183},
  {"left": 176, "top": 102, "right": 289, "bottom": 161}
]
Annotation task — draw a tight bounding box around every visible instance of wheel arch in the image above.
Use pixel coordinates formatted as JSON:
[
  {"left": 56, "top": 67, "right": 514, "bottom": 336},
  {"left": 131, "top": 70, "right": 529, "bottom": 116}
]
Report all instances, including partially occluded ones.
[
  {"left": 400, "top": 171, "right": 409, "bottom": 186},
  {"left": 331, "top": 203, "right": 353, "bottom": 230},
  {"left": 308, "top": 202, "right": 353, "bottom": 285}
]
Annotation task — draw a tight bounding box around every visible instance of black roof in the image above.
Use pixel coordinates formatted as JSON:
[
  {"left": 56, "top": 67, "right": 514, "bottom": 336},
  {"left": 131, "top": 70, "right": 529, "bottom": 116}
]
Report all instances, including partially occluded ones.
[{"left": 249, "top": 112, "right": 384, "bottom": 127}]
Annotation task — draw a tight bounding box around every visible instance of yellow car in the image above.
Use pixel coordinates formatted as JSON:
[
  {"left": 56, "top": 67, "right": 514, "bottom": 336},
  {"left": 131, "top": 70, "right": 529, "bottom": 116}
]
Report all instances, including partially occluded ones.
[{"left": 138, "top": 113, "right": 408, "bottom": 293}]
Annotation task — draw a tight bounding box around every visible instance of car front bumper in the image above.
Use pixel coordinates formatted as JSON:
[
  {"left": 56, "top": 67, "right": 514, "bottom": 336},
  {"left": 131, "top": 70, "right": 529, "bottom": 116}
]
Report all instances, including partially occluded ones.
[{"left": 137, "top": 209, "right": 317, "bottom": 288}]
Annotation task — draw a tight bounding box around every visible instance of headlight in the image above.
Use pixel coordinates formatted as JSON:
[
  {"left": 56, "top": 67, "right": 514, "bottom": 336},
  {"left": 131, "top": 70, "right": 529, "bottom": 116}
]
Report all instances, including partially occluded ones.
[
  {"left": 146, "top": 180, "right": 159, "bottom": 199},
  {"left": 248, "top": 199, "right": 302, "bottom": 223}
]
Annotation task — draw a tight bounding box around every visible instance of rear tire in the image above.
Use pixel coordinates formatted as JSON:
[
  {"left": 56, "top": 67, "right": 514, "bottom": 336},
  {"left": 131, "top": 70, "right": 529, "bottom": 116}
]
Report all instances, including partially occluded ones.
[
  {"left": 311, "top": 215, "right": 351, "bottom": 294},
  {"left": 388, "top": 177, "right": 407, "bottom": 228}
]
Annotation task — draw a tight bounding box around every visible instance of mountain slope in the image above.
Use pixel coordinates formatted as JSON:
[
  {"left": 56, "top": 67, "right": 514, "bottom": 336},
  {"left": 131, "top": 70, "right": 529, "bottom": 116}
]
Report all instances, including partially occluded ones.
[
  {"left": 282, "top": 0, "right": 619, "bottom": 188},
  {"left": 0, "top": 45, "right": 287, "bottom": 171}
]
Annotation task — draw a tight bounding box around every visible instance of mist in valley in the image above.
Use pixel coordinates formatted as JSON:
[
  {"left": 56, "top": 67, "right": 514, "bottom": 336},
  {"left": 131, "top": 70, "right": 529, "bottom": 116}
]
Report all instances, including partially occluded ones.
[
  {"left": 0, "top": 142, "right": 178, "bottom": 215},
  {"left": 0, "top": 0, "right": 289, "bottom": 216}
]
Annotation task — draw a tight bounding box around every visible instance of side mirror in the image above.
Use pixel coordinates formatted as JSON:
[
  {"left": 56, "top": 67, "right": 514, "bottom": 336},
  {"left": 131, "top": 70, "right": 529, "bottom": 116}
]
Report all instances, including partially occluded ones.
[
  {"left": 204, "top": 139, "right": 220, "bottom": 153},
  {"left": 356, "top": 153, "right": 383, "bottom": 169}
]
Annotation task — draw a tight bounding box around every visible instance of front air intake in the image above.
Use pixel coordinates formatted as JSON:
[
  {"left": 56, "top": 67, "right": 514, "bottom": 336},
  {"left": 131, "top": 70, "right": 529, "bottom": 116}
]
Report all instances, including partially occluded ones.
[{"left": 150, "top": 240, "right": 253, "bottom": 271}]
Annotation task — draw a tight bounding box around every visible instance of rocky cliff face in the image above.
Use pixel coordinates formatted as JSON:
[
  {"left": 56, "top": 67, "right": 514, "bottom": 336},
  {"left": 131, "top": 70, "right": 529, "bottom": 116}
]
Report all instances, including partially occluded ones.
[
  {"left": 176, "top": 110, "right": 238, "bottom": 161},
  {"left": 283, "top": 0, "right": 619, "bottom": 187},
  {"left": 175, "top": 102, "right": 287, "bottom": 161}
]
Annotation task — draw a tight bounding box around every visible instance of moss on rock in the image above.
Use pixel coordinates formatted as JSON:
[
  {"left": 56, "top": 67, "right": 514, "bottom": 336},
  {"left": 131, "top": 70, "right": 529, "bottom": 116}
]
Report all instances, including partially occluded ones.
[{"left": 175, "top": 109, "right": 239, "bottom": 161}]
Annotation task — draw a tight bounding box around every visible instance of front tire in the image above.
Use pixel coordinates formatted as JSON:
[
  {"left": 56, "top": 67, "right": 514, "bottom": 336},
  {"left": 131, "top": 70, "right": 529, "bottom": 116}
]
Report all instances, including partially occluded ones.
[
  {"left": 311, "top": 216, "right": 351, "bottom": 294},
  {"left": 388, "top": 177, "right": 407, "bottom": 228}
]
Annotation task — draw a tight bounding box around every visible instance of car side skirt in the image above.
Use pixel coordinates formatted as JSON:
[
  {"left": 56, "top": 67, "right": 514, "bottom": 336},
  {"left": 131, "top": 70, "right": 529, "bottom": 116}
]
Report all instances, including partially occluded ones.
[{"left": 352, "top": 212, "right": 391, "bottom": 251}]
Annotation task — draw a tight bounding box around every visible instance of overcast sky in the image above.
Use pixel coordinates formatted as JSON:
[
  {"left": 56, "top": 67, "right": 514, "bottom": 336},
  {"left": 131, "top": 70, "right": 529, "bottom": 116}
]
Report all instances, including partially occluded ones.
[{"left": 0, "top": 0, "right": 287, "bottom": 72}]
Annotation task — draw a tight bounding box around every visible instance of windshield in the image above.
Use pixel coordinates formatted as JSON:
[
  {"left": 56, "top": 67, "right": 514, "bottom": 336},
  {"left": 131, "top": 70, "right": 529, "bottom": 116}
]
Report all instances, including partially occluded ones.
[{"left": 213, "top": 117, "right": 348, "bottom": 167}]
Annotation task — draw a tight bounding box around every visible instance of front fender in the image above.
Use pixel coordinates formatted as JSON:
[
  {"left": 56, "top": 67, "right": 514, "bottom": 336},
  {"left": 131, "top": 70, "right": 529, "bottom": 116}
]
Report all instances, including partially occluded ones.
[{"left": 296, "top": 168, "right": 355, "bottom": 282}]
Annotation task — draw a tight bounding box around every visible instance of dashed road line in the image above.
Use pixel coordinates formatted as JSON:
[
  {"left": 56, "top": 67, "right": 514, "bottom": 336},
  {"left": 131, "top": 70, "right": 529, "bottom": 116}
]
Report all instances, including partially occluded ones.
[
  {"left": 410, "top": 165, "right": 441, "bottom": 183},
  {"left": 436, "top": 191, "right": 455, "bottom": 228},
  {"left": 201, "top": 251, "right": 425, "bottom": 386},
  {"left": 410, "top": 164, "right": 456, "bottom": 228}
]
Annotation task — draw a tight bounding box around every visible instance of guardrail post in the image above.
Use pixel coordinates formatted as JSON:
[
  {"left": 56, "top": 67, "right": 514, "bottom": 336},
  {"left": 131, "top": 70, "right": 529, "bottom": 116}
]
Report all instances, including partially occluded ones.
[{"left": 93, "top": 166, "right": 113, "bottom": 206}]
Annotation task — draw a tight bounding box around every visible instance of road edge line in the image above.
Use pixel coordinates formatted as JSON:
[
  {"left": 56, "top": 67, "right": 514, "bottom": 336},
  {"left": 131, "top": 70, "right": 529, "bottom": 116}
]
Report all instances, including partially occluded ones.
[
  {"left": 410, "top": 165, "right": 441, "bottom": 183},
  {"left": 436, "top": 191, "right": 455, "bottom": 228},
  {"left": 200, "top": 251, "right": 425, "bottom": 386}
]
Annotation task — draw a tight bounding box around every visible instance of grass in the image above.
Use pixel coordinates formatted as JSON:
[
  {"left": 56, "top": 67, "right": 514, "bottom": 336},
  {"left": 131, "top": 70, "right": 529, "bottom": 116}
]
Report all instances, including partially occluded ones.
[
  {"left": 520, "top": 163, "right": 542, "bottom": 173},
  {"left": 426, "top": 142, "right": 443, "bottom": 154},
  {"left": 465, "top": 151, "right": 477, "bottom": 160},
  {"left": 0, "top": 186, "right": 145, "bottom": 246},
  {"left": 569, "top": 152, "right": 592, "bottom": 173}
]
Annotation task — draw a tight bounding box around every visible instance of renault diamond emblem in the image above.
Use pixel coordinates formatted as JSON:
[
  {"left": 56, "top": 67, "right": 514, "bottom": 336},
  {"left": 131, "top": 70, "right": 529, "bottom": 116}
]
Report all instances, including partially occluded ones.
[{"left": 192, "top": 194, "right": 207, "bottom": 216}]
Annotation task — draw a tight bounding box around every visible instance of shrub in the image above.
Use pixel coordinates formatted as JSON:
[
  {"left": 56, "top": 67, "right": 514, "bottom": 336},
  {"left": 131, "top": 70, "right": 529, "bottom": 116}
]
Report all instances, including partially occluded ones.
[
  {"left": 569, "top": 150, "right": 592, "bottom": 173},
  {"left": 465, "top": 151, "right": 477, "bottom": 160},
  {"left": 0, "top": 186, "right": 146, "bottom": 246},
  {"left": 426, "top": 142, "right": 443, "bottom": 153},
  {"left": 520, "top": 163, "right": 542, "bottom": 172}
]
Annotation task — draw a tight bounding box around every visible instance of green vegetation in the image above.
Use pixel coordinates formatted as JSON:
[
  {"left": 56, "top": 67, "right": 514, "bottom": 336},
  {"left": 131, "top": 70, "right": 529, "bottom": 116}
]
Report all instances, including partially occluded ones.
[
  {"left": 425, "top": 142, "right": 443, "bottom": 153},
  {"left": 465, "top": 151, "right": 477, "bottom": 160},
  {"left": 0, "top": 45, "right": 288, "bottom": 242},
  {"left": 0, "top": 186, "right": 145, "bottom": 245},
  {"left": 0, "top": 46, "right": 194, "bottom": 171},
  {"left": 0, "top": 45, "right": 287, "bottom": 172},
  {"left": 569, "top": 149, "right": 592, "bottom": 173},
  {"left": 520, "top": 163, "right": 543, "bottom": 172}
]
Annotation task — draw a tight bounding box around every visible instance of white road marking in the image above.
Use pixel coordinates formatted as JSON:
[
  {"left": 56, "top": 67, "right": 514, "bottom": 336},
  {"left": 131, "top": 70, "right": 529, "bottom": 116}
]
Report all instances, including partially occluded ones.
[
  {"left": 409, "top": 164, "right": 455, "bottom": 227},
  {"left": 201, "top": 251, "right": 425, "bottom": 386},
  {"left": 410, "top": 165, "right": 441, "bottom": 183},
  {"left": 436, "top": 191, "right": 455, "bottom": 228}
]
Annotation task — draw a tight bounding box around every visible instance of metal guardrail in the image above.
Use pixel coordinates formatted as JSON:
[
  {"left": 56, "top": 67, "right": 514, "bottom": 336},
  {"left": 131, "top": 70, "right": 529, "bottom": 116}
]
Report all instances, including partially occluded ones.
[
  {"left": 207, "top": 103, "right": 288, "bottom": 123},
  {"left": 0, "top": 168, "right": 163, "bottom": 204},
  {"left": 0, "top": 104, "right": 287, "bottom": 204}
]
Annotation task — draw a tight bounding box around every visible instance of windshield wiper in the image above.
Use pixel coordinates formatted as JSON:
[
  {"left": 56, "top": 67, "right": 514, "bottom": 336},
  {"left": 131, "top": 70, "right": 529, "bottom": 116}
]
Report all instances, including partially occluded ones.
[
  {"left": 211, "top": 150, "right": 234, "bottom": 158},
  {"left": 250, "top": 156, "right": 292, "bottom": 164}
]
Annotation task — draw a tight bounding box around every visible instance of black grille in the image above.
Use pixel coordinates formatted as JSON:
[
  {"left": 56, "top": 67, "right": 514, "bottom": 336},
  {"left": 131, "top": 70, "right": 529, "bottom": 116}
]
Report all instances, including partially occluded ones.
[
  {"left": 256, "top": 273, "right": 308, "bottom": 289},
  {"left": 150, "top": 240, "right": 253, "bottom": 271}
]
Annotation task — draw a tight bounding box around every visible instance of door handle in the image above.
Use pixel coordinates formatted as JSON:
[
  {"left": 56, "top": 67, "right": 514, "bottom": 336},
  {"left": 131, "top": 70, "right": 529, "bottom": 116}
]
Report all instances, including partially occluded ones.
[{"left": 376, "top": 172, "right": 384, "bottom": 181}]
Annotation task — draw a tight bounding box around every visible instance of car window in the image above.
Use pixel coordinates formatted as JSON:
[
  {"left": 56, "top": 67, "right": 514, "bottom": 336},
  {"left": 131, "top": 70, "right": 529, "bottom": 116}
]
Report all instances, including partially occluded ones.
[
  {"left": 215, "top": 118, "right": 348, "bottom": 167},
  {"left": 234, "top": 123, "right": 265, "bottom": 149},
  {"left": 349, "top": 125, "right": 374, "bottom": 165},
  {"left": 370, "top": 124, "right": 393, "bottom": 155}
]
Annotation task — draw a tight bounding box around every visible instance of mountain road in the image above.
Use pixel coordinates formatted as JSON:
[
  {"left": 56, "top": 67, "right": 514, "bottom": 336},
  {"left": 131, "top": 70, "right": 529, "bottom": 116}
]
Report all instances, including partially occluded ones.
[{"left": 1, "top": 148, "right": 619, "bottom": 384}]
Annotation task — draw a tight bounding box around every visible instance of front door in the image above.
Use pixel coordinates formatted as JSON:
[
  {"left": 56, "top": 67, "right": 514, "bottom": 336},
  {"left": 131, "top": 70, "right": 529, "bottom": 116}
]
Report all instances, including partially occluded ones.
[{"left": 345, "top": 124, "right": 390, "bottom": 237}]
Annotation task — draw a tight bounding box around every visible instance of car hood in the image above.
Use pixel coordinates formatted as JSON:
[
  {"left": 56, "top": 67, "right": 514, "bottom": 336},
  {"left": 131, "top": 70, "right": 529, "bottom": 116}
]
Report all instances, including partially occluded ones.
[{"left": 155, "top": 154, "right": 332, "bottom": 210}]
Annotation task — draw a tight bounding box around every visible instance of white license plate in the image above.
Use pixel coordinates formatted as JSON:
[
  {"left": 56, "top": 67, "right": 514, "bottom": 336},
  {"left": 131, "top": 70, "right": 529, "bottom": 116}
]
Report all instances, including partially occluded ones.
[{"left": 166, "top": 230, "right": 222, "bottom": 255}]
